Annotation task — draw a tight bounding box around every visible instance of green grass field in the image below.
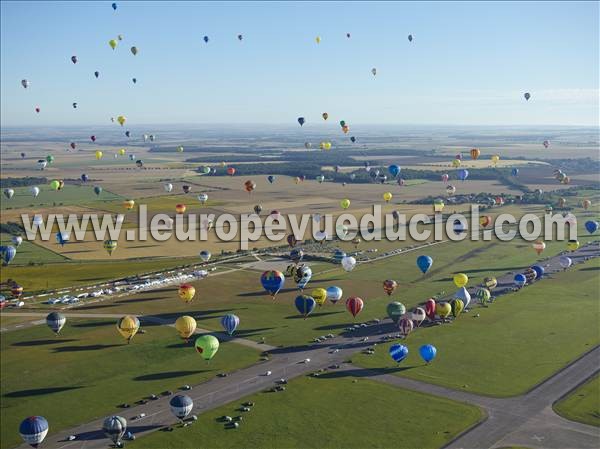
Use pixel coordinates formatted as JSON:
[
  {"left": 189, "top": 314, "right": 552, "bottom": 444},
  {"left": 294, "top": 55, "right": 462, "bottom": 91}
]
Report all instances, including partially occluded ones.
[
  {"left": 352, "top": 258, "right": 600, "bottom": 397},
  {"left": 129, "top": 375, "right": 483, "bottom": 449},
  {"left": 553, "top": 375, "right": 600, "bottom": 427},
  {"left": 0, "top": 233, "right": 67, "bottom": 265},
  {"left": 0, "top": 318, "right": 261, "bottom": 449},
  {"left": 1, "top": 184, "right": 123, "bottom": 210}
]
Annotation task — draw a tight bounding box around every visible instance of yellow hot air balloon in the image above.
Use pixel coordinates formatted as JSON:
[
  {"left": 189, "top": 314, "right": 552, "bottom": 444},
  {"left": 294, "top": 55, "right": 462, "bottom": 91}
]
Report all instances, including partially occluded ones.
[
  {"left": 311, "top": 288, "right": 328, "bottom": 307},
  {"left": 123, "top": 199, "right": 135, "bottom": 210},
  {"left": 452, "top": 159, "right": 461, "bottom": 168},
  {"left": 319, "top": 141, "right": 332, "bottom": 151},
  {"left": 109, "top": 39, "right": 118, "bottom": 50},
  {"left": 433, "top": 199, "right": 445, "bottom": 213},
  {"left": 436, "top": 302, "right": 451, "bottom": 319},
  {"left": 315, "top": 36, "right": 321, "bottom": 44},
  {"left": 567, "top": 240, "right": 580, "bottom": 251},
  {"left": 95, "top": 150, "right": 104, "bottom": 160},
  {"left": 491, "top": 154, "right": 500, "bottom": 166},
  {"left": 103, "top": 239, "right": 117, "bottom": 256},
  {"left": 117, "top": 115, "right": 126, "bottom": 126},
  {"left": 117, "top": 315, "right": 140, "bottom": 343},
  {"left": 470, "top": 148, "right": 481, "bottom": 160},
  {"left": 118, "top": 148, "right": 126, "bottom": 156},
  {"left": 383, "top": 192, "right": 393, "bottom": 203},
  {"left": 178, "top": 284, "right": 196, "bottom": 303},
  {"left": 175, "top": 316, "right": 197, "bottom": 341},
  {"left": 340, "top": 199, "right": 351, "bottom": 209},
  {"left": 453, "top": 273, "right": 468, "bottom": 288}
]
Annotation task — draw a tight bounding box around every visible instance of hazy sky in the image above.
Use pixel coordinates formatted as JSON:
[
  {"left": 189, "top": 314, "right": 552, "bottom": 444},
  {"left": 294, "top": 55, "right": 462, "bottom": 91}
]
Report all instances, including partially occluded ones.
[{"left": 1, "top": 1, "right": 598, "bottom": 127}]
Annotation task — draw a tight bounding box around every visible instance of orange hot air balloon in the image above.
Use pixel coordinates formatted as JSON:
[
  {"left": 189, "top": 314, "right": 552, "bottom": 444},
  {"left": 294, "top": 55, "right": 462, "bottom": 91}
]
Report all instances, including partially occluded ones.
[
  {"left": 226, "top": 167, "right": 236, "bottom": 176},
  {"left": 123, "top": 199, "right": 135, "bottom": 210},
  {"left": 479, "top": 215, "right": 491, "bottom": 227},
  {"left": 383, "top": 280, "right": 398, "bottom": 296},
  {"left": 532, "top": 240, "right": 546, "bottom": 255},
  {"left": 470, "top": 148, "right": 481, "bottom": 160},
  {"left": 244, "top": 180, "right": 256, "bottom": 193},
  {"left": 175, "top": 204, "right": 186, "bottom": 214},
  {"left": 178, "top": 284, "right": 196, "bottom": 303}
]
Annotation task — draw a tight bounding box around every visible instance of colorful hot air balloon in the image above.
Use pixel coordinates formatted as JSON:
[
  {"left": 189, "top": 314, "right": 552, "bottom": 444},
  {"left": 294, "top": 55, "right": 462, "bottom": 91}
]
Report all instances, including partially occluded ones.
[
  {"left": 345, "top": 296, "right": 364, "bottom": 318},
  {"left": 389, "top": 344, "right": 408, "bottom": 363},
  {"left": 244, "top": 180, "right": 256, "bottom": 193},
  {"left": 433, "top": 199, "right": 445, "bottom": 213},
  {"left": 95, "top": 150, "right": 103, "bottom": 160},
  {"left": 116, "top": 315, "right": 140, "bottom": 343},
  {"left": 267, "top": 175, "right": 275, "bottom": 184},
  {"left": 470, "top": 148, "right": 481, "bottom": 160},
  {"left": 221, "top": 314, "right": 240, "bottom": 335},
  {"left": 483, "top": 277, "right": 497, "bottom": 290},
  {"left": 383, "top": 280, "right": 398, "bottom": 296},
  {"left": 21, "top": 79, "right": 30, "bottom": 89},
  {"left": 453, "top": 273, "right": 468, "bottom": 288},
  {"left": 532, "top": 240, "right": 546, "bottom": 255},
  {"left": 419, "top": 344, "right": 437, "bottom": 363},
  {"left": 475, "top": 287, "right": 491, "bottom": 306},
  {"left": 175, "top": 316, "right": 197, "bottom": 341},
  {"left": 386, "top": 301, "right": 406, "bottom": 324},
  {"left": 411, "top": 307, "right": 426, "bottom": 327},
  {"left": 310, "top": 288, "right": 327, "bottom": 307},
  {"left": 388, "top": 165, "right": 401, "bottom": 177},
  {"left": 322, "top": 112, "right": 329, "bottom": 120},
  {"left": 11, "top": 236, "right": 23, "bottom": 247},
  {"left": 19, "top": 416, "right": 49, "bottom": 448},
  {"left": 170, "top": 395, "right": 193, "bottom": 421},
  {"left": 103, "top": 240, "right": 117, "bottom": 256},
  {"left": 261, "top": 270, "right": 285, "bottom": 299},
  {"left": 112, "top": 2, "right": 117, "bottom": 10},
  {"left": 450, "top": 298, "right": 464, "bottom": 318},
  {"left": 326, "top": 286, "right": 343, "bottom": 304},
  {"left": 178, "top": 284, "right": 196, "bottom": 303},
  {"left": 46, "top": 312, "right": 66, "bottom": 335},
  {"left": 117, "top": 115, "right": 126, "bottom": 126},
  {"left": 415, "top": 255, "right": 433, "bottom": 274},
  {"left": 457, "top": 169, "right": 469, "bottom": 181},
  {"left": 295, "top": 295, "right": 316, "bottom": 318},
  {"left": 198, "top": 193, "right": 208, "bottom": 204},
  {"left": 315, "top": 36, "right": 321, "bottom": 44},
  {"left": 30, "top": 186, "right": 40, "bottom": 197},
  {"left": 175, "top": 204, "right": 186, "bottom": 214},
  {"left": 398, "top": 316, "right": 413, "bottom": 337},
  {"left": 199, "top": 250, "right": 211, "bottom": 263}
]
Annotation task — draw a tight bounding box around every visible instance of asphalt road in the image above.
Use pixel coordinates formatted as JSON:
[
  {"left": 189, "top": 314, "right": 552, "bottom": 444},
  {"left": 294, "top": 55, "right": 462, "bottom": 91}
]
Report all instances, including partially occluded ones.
[{"left": 9, "top": 241, "right": 600, "bottom": 449}]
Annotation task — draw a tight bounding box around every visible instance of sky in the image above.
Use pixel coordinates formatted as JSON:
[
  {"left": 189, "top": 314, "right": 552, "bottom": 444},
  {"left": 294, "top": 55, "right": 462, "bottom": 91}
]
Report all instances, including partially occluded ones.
[{"left": 1, "top": 1, "right": 598, "bottom": 128}]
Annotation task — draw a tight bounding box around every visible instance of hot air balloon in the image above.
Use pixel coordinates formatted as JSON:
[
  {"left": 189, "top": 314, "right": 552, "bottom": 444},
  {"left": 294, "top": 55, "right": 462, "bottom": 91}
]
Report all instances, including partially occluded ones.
[
  {"left": 532, "top": 240, "right": 546, "bottom": 255},
  {"left": 383, "top": 192, "right": 393, "bottom": 203},
  {"left": 345, "top": 296, "right": 363, "bottom": 318},
  {"left": 450, "top": 298, "right": 464, "bottom": 318},
  {"left": 386, "top": 301, "right": 406, "bottom": 324},
  {"left": 326, "top": 286, "right": 343, "bottom": 304},
  {"left": 433, "top": 199, "right": 445, "bottom": 213},
  {"left": 71, "top": 55, "right": 78, "bottom": 64},
  {"left": 195, "top": 334, "right": 220, "bottom": 361},
  {"left": 261, "top": 270, "right": 285, "bottom": 299},
  {"left": 294, "top": 295, "right": 316, "bottom": 318},
  {"left": 446, "top": 185, "right": 456, "bottom": 196},
  {"left": 524, "top": 92, "right": 531, "bottom": 101},
  {"left": 297, "top": 117, "right": 305, "bottom": 126},
  {"left": 1, "top": 246, "right": 17, "bottom": 265},
  {"left": 582, "top": 199, "right": 591, "bottom": 210},
  {"left": 95, "top": 150, "right": 103, "bottom": 160},
  {"left": 130, "top": 46, "right": 138, "bottom": 55},
  {"left": 453, "top": 273, "right": 468, "bottom": 288},
  {"left": 383, "top": 280, "right": 398, "bottom": 296},
  {"left": 585, "top": 220, "right": 598, "bottom": 234},
  {"left": 123, "top": 199, "right": 135, "bottom": 210},
  {"left": 559, "top": 256, "right": 572, "bottom": 269},
  {"left": 295, "top": 265, "right": 312, "bottom": 289},
  {"left": 414, "top": 255, "right": 433, "bottom": 274},
  {"left": 320, "top": 141, "right": 332, "bottom": 151},
  {"left": 55, "top": 232, "right": 69, "bottom": 247},
  {"left": 530, "top": 265, "right": 545, "bottom": 280},
  {"left": 350, "top": 136, "right": 356, "bottom": 143},
  {"left": 72, "top": 102, "right": 77, "bottom": 109},
  {"left": 389, "top": 344, "right": 408, "bottom": 363},
  {"left": 112, "top": 2, "right": 117, "bottom": 10},
  {"left": 198, "top": 193, "right": 208, "bottom": 204},
  {"left": 103, "top": 416, "right": 126, "bottom": 447},
  {"left": 226, "top": 167, "right": 236, "bottom": 176},
  {"left": 3, "top": 188, "right": 15, "bottom": 199},
  {"left": 94, "top": 70, "right": 100, "bottom": 78},
  {"left": 558, "top": 197, "right": 566, "bottom": 208},
  {"left": 567, "top": 240, "right": 580, "bottom": 251},
  {"left": 340, "top": 199, "right": 351, "bottom": 209},
  {"left": 452, "top": 158, "right": 461, "bottom": 168},
  {"left": 315, "top": 36, "right": 321, "bottom": 44},
  {"left": 322, "top": 112, "right": 329, "bottom": 120},
  {"left": 117, "top": 115, "right": 126, "bottom": 126},
  {"left": 90, "top": 135, "right": 96, "bottom": 142},
  {"left": 94, "top": 186, "right": 102, "bottom": 196},
  {"left": 116, "top": 315, "right": 140, "bottom": 343},
  {"left": 482, "top": 277, "right": 497, "bottom": 290},
  {"left": 441, "top": 173, "right": 449, "bottom": 183},
  {"left": 304, "top": 142, "right": 312, "bottom": 149},
  {"left": 244, "top": 180, "right": 256, "bottom": 193},
  {"left": 398, "top": 316, "right": 413, "bottom": 337},
  {"left": 10, "top": 236, "right": 23, "bottom": 248},
  {"left": 203, "top": 35, "right": 209, "bottom": 43},
  {"left": 419, "top": 344, "right": 436, "bottom": 363},
  {"left": 411, "top": 307, "right": 426, "bottom": 327},
  {"left": 470, "top": 148, "right": 481, "bottom": 160},
  {"left": 175, "top": 316, "right": 197, "bottom": 341},
  {"left": 341, "top": 256, "right": 356, "bottom": 272},
  {"left": 237, "top": 34, "right": 243, "bottom": 41},
  {"left": 103, "top": 239, "right": 117, "bottom": 256},
  {"left": 514, "top": 274, "right": 526, "bottom": 288},
  {"left": 19, "top": 416, "right": 49, "bottom": 448},
  {"left": 221, "top": 314, "right": 240, "bottom": 335},
  {"left": 267, "top": 175, "right": 275, "bottom": 184},
  {"left": 475, "top": 287, "right": 491, "bottom": 306},
  {"left": 46, "top": 312, "right": 66, "bottom": 335},
  {"left": 175, "top": 204, "right": 186, "bottom": 214},
  {"left": 35, "top": 106, "right": 40, "bottom": 113},
  {"left": 408, "top": 34, "right": 413, "bottom": 42},
  {"left": 371, "top": 68, "right": 377, "bottom": 76},
  {"left": 457, "top": 169, "right": 469, "bottom": 181},
  {"left": 290, "top": 248, "right": 304, "bottom": 263},
  {"left": 21, "top": 79, "right": 30, "bottom": 89},
  {"left": 436, "top": 302, "right": 451, "bottom": 319},
  {"left": 170, "top": 395, "right": 193, "bottom": 421},
  {"left": 178, "top": 284, "right": 196, "bottom": 303},
  {"left": 455, "top": 287, "right": 471, "bottom": 308}
]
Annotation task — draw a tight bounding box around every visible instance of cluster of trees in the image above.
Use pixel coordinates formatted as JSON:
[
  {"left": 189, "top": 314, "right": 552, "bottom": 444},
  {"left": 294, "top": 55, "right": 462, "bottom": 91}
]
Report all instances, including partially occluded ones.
[{"left": 1, "top": 177, "right": 47, "bottom": 188}]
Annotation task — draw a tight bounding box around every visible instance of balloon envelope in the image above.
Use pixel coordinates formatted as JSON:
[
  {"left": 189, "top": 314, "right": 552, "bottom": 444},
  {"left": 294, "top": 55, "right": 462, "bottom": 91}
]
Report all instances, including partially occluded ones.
[
  {"left": 195, "top": 335, "right": 219, "bottom": 360},
  {"left": 419, "top": 344, "right": 437, "bottom": 363},
  {"left": 295, "top": 295, "right": 316, "bottom": 318},
  {"left": 389, "top": 344, "right": 409, "bottom": 363},
  {"left": 416, "top": 255, "right": 433, "bottom": 274},
  {"left": 221, "top": 314, "right": 240, "bottom": 335}
]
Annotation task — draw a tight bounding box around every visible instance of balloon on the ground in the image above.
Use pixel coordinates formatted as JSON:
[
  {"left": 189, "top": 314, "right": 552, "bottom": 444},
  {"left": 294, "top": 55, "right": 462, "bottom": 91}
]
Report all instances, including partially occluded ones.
[
  {"left": 567, "top": 240, "right": 580, "bottom": 251},
  {"left": 514, "top": 273, "right": 527, "bottom": 288},
  {"left": 425, "top": 298, "right": 436, "bottom": 320},
  {"left": 484, "top": 276, "right": 497, "bottom": 289},
  {"left": 169, "top": 395, "right": 194, "bottom": 420},
  {"left": 19, "top": 416, "right": 49, "bottom": 448},
  {"left": 103, "top": 416, "right": 126, "bottom": 446},
  {"left": 116, "top": 315, "right": 140, "bottom": 343},
  {"left": 454, "top": 287, "right": 471, "bottom": 308},
  {"left": 436, "top": 302, "right": 451, "bottom": 319},
  {"left": 476, "top": 287, "right": 491, "bottom": 305},
  {"left": 411, "top": 307, "right": 426, "bottom": 326},
  {"left": 559, "top": 256, "right": 572, "bottom": 269},
  {"left": 450, "top": 298, "right": 464, "bottom": 318}
]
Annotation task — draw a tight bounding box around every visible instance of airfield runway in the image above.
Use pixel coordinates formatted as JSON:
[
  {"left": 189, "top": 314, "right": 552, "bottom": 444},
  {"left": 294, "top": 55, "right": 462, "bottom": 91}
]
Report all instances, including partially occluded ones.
[{"left": 8, "top": 241, "right": 600, "bottom": 449}]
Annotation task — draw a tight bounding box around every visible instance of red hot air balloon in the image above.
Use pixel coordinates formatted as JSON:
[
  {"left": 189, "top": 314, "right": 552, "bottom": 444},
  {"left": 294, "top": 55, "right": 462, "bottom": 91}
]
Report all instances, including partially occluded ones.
[
  {"left": 441, "top": 173, "right": 449, "bottom": 183},
  {"left": 226, "top": 167, "right": 236, "bottom": 176},
  {"left": 383, "top": 280, "right": 398, "bottom": 296},
  {"left": 425, "top": 298, "right": 436, "bottom": 320},
  {"left": 345, "top": 296, "right": 364, "bottom": 318}
]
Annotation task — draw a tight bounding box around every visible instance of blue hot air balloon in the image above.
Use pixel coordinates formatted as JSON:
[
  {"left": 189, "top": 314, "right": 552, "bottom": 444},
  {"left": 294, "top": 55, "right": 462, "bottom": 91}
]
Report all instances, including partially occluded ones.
[
  {"left": 389, "top": 344, "right": 409, "bottom": 363},
  {"left": 388, "top": 164, "right": 401, "bottom": 178},
  {"left": 295, "top": 295, "right": 316, "bottom": 318},
  {"left": 94, "top": 186, "right": 103, "bottom": 196},
  {"left": 511, "top": 168, "right": 519, "bottom": 177},
  {"left": 260, "top": 270, "right": 285, "bottom": 298},
  {"left": 56, "top": 232, "right": 69, "bottom": 247},
  {"left": 419, "top": 344, "right": 437, "bottom": 363},
  {"left": 169, "top": 395, "right": 193, "bottom": 420},
  {"left": 1, "top": 245, "right": 17, "bottom": 265},
  {"left": 125, "top": 131, "right": 131, "bottom": 138},
  {"left": 325, "top": 286, "right": 343, "bottom": 304},
  {"left": 81, "top": 173, "right": 89, "bottom": 182},
  {"left": 203, "top": 35, "right": 209, "bottom": 43},
  {"left": 585, "top": 220, "right": 598, "bottom": 234},
  {"left": 416, "top": 255, "right": 433, "bottom": 274},
  {"left": 514, "top": 273, "right": 527, "bottom": 288},
  {"left": 350, "top": 136, "right": 356, "bottom": 143},
  {"left": 220, "top": 314, "right": 240, "bottom": 335},
  {"left": 530, "top": 265, "right": 545, "bottom": 279},
  {"left": 19, "top": 416, "right": 49, "bottom": 447},
  {"left": 457, "top": 169, "right": 469, "bottom": 181},
  {"left": 267, "top": 175, "right": 275, "bottom": 184},
  {"left": 111, "top": 2, "right": 117, "bottom": 10}
]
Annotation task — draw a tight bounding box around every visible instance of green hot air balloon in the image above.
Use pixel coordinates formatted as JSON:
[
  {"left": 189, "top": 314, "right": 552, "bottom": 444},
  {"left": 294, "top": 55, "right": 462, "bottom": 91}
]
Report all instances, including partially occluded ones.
[
  {"left": 386, "top": 301, "right": 406, "bottom": 324},
  {"left": 195, "top": 335, "right": 219, "bottom": 361},
  {"left": 49, "top": 180, "right": 60, "bottom": 191}
]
